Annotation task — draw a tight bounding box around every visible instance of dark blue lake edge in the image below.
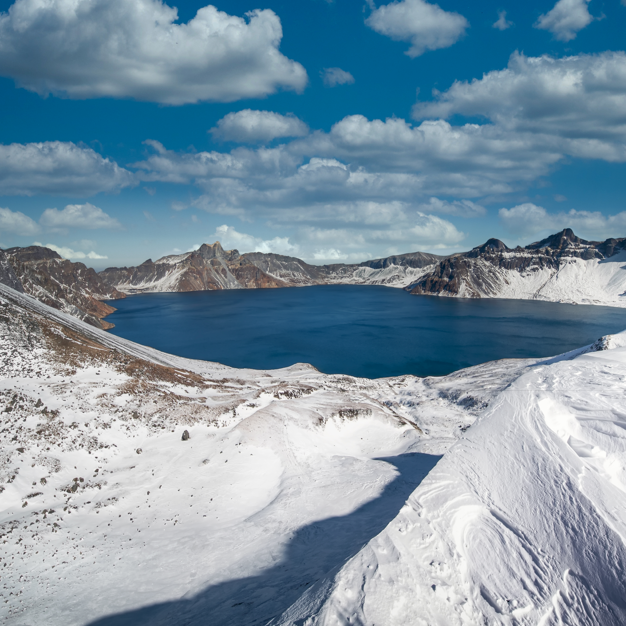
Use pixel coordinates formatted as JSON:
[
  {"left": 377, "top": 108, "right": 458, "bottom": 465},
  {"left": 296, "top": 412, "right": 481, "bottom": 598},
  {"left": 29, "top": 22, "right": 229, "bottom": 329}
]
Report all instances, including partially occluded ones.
[{"left": 105, "top": 285, "right": 626, "bottom": 379}]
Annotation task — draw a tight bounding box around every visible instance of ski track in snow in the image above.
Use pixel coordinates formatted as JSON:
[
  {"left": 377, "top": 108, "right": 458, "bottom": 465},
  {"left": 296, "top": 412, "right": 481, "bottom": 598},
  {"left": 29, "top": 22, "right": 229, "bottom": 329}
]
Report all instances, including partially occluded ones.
[{"left": 1, "top": 283, "right": 626, "bottom": 625}]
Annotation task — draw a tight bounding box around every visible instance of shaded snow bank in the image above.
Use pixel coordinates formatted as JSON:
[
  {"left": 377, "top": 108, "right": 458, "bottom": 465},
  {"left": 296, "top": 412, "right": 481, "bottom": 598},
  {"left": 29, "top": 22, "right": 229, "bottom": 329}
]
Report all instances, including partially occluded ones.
[{"left": 278, "top": 332, "right": 626, "bottom": 625}]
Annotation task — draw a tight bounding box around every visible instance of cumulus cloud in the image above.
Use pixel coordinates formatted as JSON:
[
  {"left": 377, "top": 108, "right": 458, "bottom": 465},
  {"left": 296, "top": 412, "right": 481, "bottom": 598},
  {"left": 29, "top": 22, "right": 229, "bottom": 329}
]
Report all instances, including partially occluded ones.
[
  {"left": 39, "top": 203, "right": 122, "bottom": 231},
  {"left": 321, "top": 67, "right": 355, "bottom": 87},
  {"left": 135, "top": 114, "right": 564, "bottom": 214},
  {"left": 210, "top": 224, "right": 298, "bottom": 255},
  {"left": 493, "top": 10, "right": 512, "bottom": 31},
  {"left": 210, "top": 110, "right": 309, "bottom": 143},
  {"left": 413, "top": 51, "right": 626, "bottom": 162},
  {"left": 534, "top": 0, "right": 593, "bottom": 42},
  {"left": 365, "top": 0, "right": 468, "bottom": 57},
  {"left": 499, "top": 203, "right": 626, "bottom": 240},
  {"left": 0, "top": 207, "right": 40, "bottom": 236},
  {"left": 375, "top": 212, "right": 465, "bottom": 246},
  {"left": 312, "top": 249, "right": 350, "bottom": 261},
  {"left": 298, "top": 212, "right": 464, "bottom": 260},
  {"left": 0, "top": 142, "right": 134, "bottom": 196},
  {"left": 32, "top": 242, "right": 107, "bottom": 260},
  {"left": 0, "top": 0, "right": 307, "bottom": 105},
  {"left": 416, "top": 197, "right": 486, "bottom": 217}
]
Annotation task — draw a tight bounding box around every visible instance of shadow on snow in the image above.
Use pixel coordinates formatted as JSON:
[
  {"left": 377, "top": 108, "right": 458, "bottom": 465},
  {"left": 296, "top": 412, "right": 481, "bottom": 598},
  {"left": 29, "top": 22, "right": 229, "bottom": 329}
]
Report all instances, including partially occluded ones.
[{"left": 86, "top": 452, "right": 441, "bottom": 626}]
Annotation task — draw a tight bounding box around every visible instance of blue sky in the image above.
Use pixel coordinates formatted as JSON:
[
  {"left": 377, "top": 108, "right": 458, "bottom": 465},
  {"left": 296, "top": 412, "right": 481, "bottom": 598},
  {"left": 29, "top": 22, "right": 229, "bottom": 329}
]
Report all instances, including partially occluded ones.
[{"left": 0, "top": 0, "right": 625, "bottom": 268}]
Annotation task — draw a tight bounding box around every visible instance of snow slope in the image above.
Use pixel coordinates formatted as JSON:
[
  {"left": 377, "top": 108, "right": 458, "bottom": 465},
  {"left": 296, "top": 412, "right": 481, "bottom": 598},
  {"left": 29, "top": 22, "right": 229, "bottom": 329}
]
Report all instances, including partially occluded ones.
[
  {"left": 3, "top": 281, "right": 626, "bottom": 625},
  {"left": 456, "top": 252, "right": 626, "bottom": 307},
  {"left": 277, "top": 334, "right": 626, "bottom": 625},
  {"left": 0, "top": 283, "right": 529, "bottom": 626}
]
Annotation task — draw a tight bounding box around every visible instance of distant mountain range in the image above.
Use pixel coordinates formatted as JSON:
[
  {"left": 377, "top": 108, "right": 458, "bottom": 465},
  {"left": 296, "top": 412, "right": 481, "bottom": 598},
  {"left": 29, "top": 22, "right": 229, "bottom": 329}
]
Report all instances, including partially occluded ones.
[
  {"left": 96, "top": 241, "right": 443, "bottom": 293},
  {"left": 2, "top": 228, "right": 626, "bottom": 330},
  {"left": 408, "top": 229, "right": 626, "bottom": 306}
]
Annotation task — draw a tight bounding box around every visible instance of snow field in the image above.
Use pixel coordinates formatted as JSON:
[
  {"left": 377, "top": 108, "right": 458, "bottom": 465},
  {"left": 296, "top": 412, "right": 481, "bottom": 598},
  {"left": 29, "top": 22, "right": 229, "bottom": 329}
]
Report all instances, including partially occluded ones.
[
  {"left": 7, "top": 281, "right": 623, "bottom": 625},
  {"left": 3, "top": 283, "right": 514, "bottom": 625},
  {"left": 278, "top": 334, "right": 626, "bottom": 625}
]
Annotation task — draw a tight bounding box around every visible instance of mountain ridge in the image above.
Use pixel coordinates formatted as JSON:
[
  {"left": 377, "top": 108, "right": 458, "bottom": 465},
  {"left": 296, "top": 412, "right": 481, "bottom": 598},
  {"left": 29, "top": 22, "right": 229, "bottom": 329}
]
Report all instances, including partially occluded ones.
[
  {"left": 97, "top": 243, "right": 445, "bottom": 293},
  {"left": 406, "top": 229, "right": 626, "bottom": 306},
  {"left": 0, "top": 246, "right": 125, "bottom": 330}
]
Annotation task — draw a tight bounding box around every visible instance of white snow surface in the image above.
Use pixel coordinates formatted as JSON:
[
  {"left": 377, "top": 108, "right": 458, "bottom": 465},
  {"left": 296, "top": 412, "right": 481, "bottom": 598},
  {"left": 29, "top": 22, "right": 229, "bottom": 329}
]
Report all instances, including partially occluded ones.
[
  {"left": 277, "top": 333, "right": 626, "bottom": 625},
  {"left": 453, "top": 252, "right": 626, "bottom": 308},
  {"left": 2, "top": 283, "right": 626, "bottom": 625}
]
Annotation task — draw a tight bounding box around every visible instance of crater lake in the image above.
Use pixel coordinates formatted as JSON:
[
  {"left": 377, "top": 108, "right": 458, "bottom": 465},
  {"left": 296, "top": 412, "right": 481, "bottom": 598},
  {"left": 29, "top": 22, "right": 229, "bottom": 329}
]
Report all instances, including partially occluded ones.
[{"left": 105, "top": 285, "right": 626, "bottom": 378}]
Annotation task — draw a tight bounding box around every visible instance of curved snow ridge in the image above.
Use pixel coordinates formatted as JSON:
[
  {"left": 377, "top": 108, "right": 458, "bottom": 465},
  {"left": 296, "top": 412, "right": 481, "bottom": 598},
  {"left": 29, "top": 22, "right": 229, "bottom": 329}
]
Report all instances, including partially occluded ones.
[{"left": 278, "top": 333, "right": 626, "bottom": 625}]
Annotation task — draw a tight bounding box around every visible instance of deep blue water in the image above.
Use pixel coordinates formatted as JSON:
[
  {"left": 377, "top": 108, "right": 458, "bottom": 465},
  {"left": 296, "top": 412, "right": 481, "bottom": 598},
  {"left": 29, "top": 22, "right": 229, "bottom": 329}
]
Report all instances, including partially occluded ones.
[{"left": 106, "top": 285, "right": 626, "bottom": 378}]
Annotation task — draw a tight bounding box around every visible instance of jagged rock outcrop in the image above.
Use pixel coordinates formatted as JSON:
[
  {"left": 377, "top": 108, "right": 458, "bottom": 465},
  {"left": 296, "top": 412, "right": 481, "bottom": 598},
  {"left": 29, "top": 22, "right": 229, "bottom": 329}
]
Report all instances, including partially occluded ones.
[
  {"left": 2, "top": 246, "right": 126, "bottom": 330},
  {"left": 407, "top": 229, "right": 626, "bottom": 305},
  {"left": 0, "top": 248, "right": 24, "bottom": 293},
  {"left": 99, "top": 242, "right": 288, "bottom": 293},
  {"left": 99, "top": 243, "right": 445, "bottom": 294}
]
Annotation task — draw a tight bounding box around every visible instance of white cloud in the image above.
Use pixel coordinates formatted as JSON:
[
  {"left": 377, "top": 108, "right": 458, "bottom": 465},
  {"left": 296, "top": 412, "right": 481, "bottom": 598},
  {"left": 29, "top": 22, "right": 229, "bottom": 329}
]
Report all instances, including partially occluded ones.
[
  {"left": 32, "top": 242, "right": 107, "bottom": 260},
  {"left": 493, "top": 10, "right": 512, "bottom": 31},
  {"left": 416, "top": 197, "right": 486, "bottom": 217},
  {"left": 413, "top": 51, "right": 626, "bottom": 162},
  {"left": 321, "top": 67, "right": 355, "bottom": 87},
  {"left": 380, "top": 211, "right": 465, "bottom": 246},
  {"left": 535, "top": 0, "right": 593, "bottom": 42},
  {"left": 39, "top": 203, "right": 122, "bottom": 231},
  {"left": 0, "top": 207, "right": 40, "bottom": 236},
  {"left": 365, "top": 0, "right": 468, "bottom": 57},
  {"left": 301, "top": 212, "right": 464, "bottom": 254},
  {"left": 499, "top": 203, "right": 626, "bottom": 240},
  {"left": 0, "top": 142, "right": 134, "bottom": 196},
  {"left": 0, "top": 0, "right": 307, "bottom": 105},
  {"left": 134, "top": 116, "right": 563, "bottom": 213},
  {"left": 312, "top": 248, "right": 349, "bottom": 261},
  {"left": 211, "top": 224, "right": 298, "bottom": 255},
  {"left": 210, "top": 110, "right": 309, "bottom": 143}
]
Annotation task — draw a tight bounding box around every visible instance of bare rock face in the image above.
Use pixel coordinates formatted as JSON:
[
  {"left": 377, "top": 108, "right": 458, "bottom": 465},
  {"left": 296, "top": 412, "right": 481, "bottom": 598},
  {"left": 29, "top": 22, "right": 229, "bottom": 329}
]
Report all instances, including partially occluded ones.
[
  {"left": 0, "top": 249, "right": 24, "bottom": 293},
  {"left": 359, "top": 251, "right": 445, "bottom": 270},
  {"left": 98, "top": 242, "right": 289, "bottom": 293},
  {"left": 99, "top": 243, "right": 447, "bottom": 294},
  {"left": 408, "top": 229, "right": 626, "bottom": 299},
  {"left": 2, "top": 246, "right": 126, "bottom": 330}
]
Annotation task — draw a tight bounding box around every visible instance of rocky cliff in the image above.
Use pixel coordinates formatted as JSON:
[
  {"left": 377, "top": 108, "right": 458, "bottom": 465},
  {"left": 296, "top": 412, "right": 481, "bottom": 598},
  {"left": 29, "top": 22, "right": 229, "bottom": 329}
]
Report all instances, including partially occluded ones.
[
  {"left": 99, "top": 243, "right": 445, "bottom": 293},
  {"left": 98, "top": 242, "right": 289, "bottom": 293},
  {"left": 0, "top": 246, "right": 126, "bottom": 330},
  {"left": 407, "top": 229, "right": 626, "bottom": 306}
]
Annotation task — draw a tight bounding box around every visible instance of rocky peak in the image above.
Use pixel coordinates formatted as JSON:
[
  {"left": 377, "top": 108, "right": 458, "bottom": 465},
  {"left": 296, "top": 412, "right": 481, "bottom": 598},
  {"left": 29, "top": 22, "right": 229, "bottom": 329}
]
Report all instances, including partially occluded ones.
[
  {"left": 471, "top": 238, "right": 509, "bottom": 256},
  {"left": 526, "top": 228, "right": 586, "bottom": 251},
  {"left": 5, "top": 245, "right": 62, "bottom": 263},
  {"left": 197, "top": 241, "right": 240, "bottom": 262}
]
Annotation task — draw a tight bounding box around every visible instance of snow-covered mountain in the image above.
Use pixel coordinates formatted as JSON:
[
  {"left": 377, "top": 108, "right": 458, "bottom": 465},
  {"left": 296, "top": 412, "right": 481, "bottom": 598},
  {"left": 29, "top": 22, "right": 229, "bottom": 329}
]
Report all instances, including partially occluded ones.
[
  {"left": 408, "top": 229, "right": 626, "bottom": 307},
  {"left": 1, "top": 246, "right": 125, "bottom": 330},
  {"left": 98, "top": 242, "right": 444, "bottom": 293},
  {"left": 2, "top": 281, "right": 626, "bottom": 625},
  {"left": 98, "top": 229, "right": 626, "bottom": 308}
]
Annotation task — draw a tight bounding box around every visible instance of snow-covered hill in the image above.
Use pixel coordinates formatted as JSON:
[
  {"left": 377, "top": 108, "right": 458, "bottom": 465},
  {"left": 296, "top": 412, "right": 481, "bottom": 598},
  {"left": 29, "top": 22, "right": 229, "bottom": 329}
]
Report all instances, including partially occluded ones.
[
  {"left": 2, "top": 281, "right": 626, "bottom": 625},
  {"left": 0, "top": 283, "right": 524, "bottom": 626},
  {"left": 277, "top": 336, "right": 626, "bottom": 625},
  {"left": 409, "top": 229, "right": 626, "bottom": 308}
]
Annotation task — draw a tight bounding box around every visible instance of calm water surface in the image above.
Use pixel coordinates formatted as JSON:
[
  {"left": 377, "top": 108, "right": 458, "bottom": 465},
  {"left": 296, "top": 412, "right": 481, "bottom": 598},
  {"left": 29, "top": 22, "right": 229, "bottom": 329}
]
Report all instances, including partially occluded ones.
[{"left": 106, "top": 285, "right": 626, "bottom": 378}]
